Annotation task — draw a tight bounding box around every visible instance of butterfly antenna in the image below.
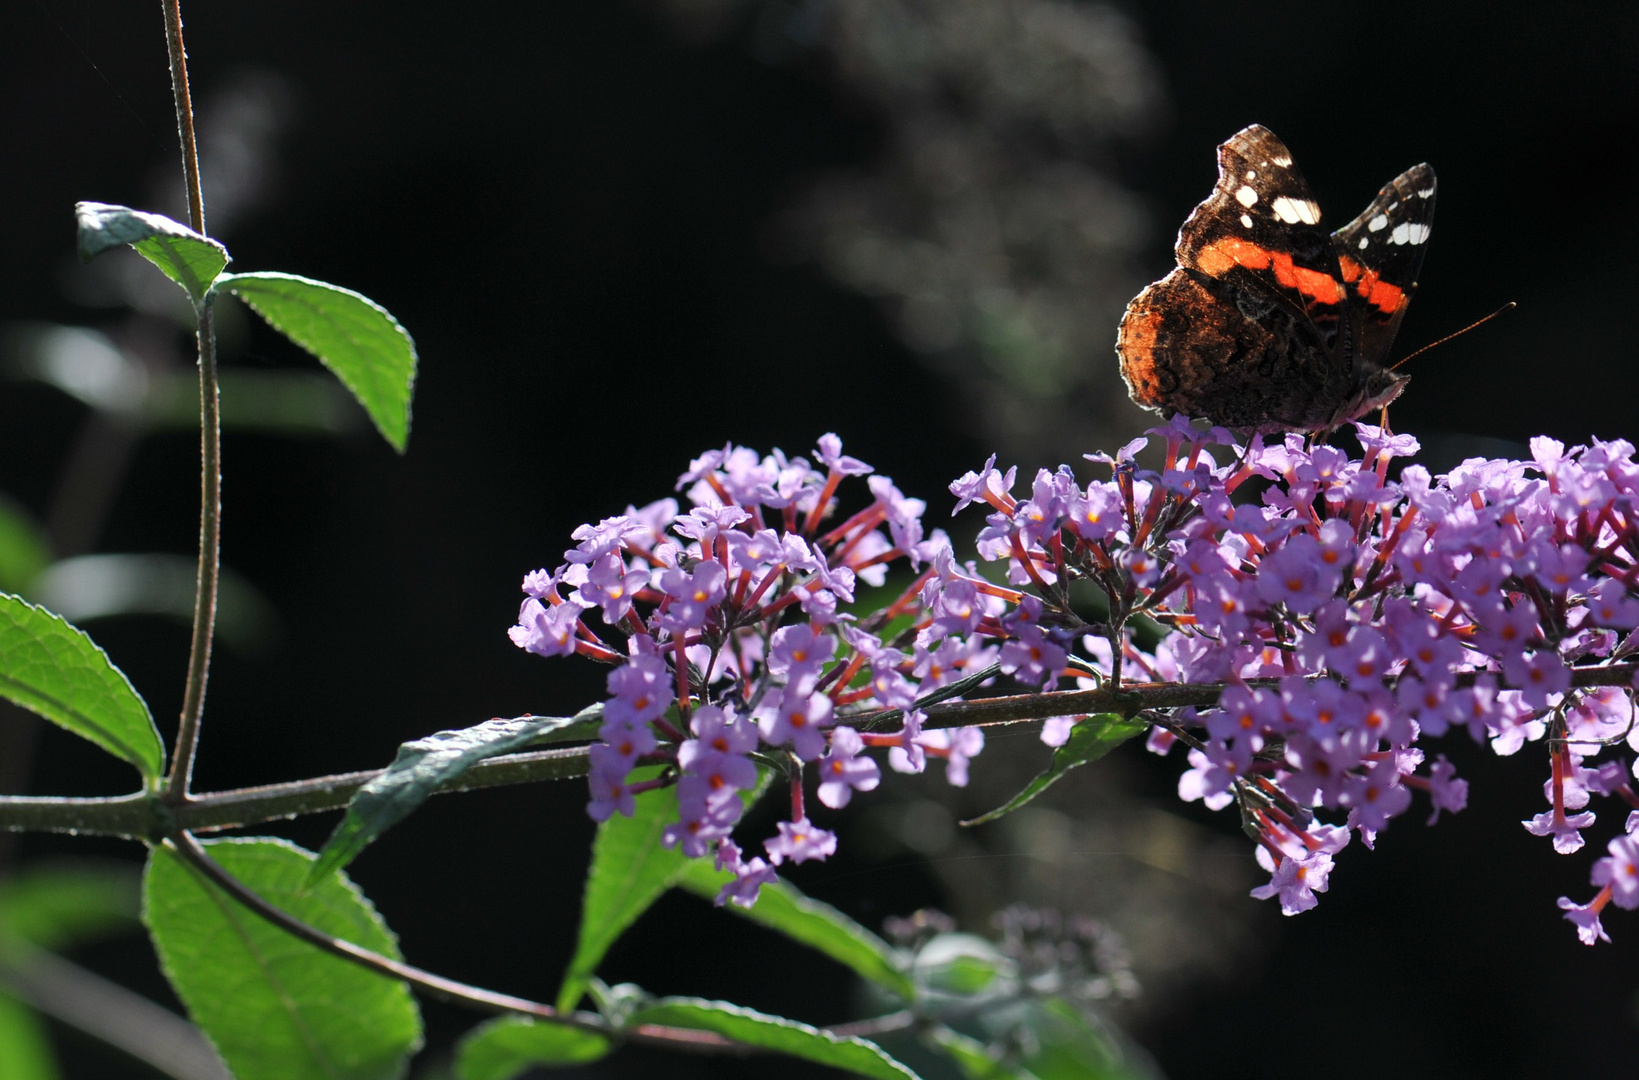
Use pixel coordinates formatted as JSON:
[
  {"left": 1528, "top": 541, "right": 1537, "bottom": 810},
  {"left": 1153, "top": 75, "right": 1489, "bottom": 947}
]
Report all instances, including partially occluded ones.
[{"left": 1390, "top": 302, "right": 1517, "bottom": 371}]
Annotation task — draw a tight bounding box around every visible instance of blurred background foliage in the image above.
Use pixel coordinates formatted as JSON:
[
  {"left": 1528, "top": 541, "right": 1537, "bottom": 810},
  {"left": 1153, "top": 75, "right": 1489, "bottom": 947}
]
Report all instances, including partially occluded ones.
[{"left": 2, "top": 1, "right": 1637, "bottom": 1077}]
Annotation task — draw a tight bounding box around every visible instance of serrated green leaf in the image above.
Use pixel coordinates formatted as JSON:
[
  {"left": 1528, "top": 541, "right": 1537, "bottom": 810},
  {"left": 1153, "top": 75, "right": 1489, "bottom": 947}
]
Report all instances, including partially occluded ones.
[
  {"left": 0, "top": 990, "right": 59, "bottom": 1080},
  {"left": 929, "top": 1025, "right": 1035, "bottom": 1080},
  {"left": 0, "top": 593, "right": 162, "bottom": 783},
  {"left": 626, "top": 998, "right": 920, "bottom": 1080},
  {"left": 0, "top": 497, "right": 50, "bottom": 594},
  {"left": 454, "top": 1017, "right": 610, "bottom": 1080},
  {"left": 219, "top": 272, "right": 417, "bottom": 452},
  {"left": 143, "top": 837, "right": 422, "bottom": 1080},
  {"left": 0, "top": 860, "right": 139, "bottom": 953},
  {"left": 309, "top": 714, "right": 583, "bottom": 885},
  {"left": 557, "top": 767, "right": 771, "bottom": 1012},
  {"left": 674, "top": 859, "right": 915, "bottom": 1001},
  {"left": 961, "top": 715, "right": 1145, "bottom": 827},
  {"left": 74, "top": 202, "right": 229, "bottom": 305}
]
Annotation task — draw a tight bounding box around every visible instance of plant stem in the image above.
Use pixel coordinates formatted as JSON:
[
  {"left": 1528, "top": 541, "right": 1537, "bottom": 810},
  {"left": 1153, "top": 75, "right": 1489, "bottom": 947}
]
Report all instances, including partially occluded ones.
[
  {"left": 0, "top": 744, "right": 593, "bottom": 839},
  {"left": 161, "top": 0, "right": 222, "bottom": 803},
  {"left": 167, "top": 831, "right": 739, "bottom": 1052},
  {"left": 4, "top": 657, "right": 1637, "bottom": 838},
  {"left": 162, "top": 0, "right": 207, "bottom": 236}
]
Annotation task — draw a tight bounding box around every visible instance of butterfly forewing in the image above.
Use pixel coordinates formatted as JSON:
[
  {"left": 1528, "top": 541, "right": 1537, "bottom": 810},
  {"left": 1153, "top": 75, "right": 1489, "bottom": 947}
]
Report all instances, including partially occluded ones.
[
  {"left": 1174, "top": 124, "right": 1349, "bottom": 355},
  {"left": 1331, "top": 164, "right": 1437, "bottom": 366}
]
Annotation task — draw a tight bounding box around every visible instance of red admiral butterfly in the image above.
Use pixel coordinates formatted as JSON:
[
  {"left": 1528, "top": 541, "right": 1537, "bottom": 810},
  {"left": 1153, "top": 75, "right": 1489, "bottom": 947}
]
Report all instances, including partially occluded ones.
[{"left": 1117, "top": 124, "right": 1435, "bottom": 433}]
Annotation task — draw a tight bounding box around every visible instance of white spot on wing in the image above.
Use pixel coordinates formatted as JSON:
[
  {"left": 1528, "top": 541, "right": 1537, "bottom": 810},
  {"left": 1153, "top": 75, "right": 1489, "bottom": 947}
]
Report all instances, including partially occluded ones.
[
  {"left": 1270, "top": 196, "right": 1321, "bottom": 225},
  {"left": 1358, "top": 236, "right": 1369, "bottom": 249},
  {"left": 1389, "top": 222, "right": 1431, "bottom": 245},
  {"left": 1241, "top": 213, "right": 1254, "bottom": 228},
  {"left": 1271, "top": 154, "right": 1293, "bottom": 167},
  {"left": 1416, "top": 187, "right": 1434, "bottom": 198},
  {"left": 1245, "top": 169, "right": 1257, "bottom": 180},
  {"left": 1235, "top": 185, "right": 1258, "bottom": 208},
  {"left": 1368, "top": 214, "right": 1388, "bottom": 231}
]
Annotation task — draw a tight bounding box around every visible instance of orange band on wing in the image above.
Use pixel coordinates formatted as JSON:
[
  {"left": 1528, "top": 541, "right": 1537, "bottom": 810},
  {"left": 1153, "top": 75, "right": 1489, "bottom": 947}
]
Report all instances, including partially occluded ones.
[
  {"left": 1337, "top": 256, "right": 1406, "bottom": 315},
  {"left": 1197, "top": 237, "right": 1344, "bottom": 306}
]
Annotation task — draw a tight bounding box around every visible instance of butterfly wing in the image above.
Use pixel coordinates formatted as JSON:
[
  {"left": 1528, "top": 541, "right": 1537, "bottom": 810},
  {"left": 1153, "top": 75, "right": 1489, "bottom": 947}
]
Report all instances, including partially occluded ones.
[
  {"left": 1174, "top": 124, "right": 1350, "bottom": 358},
  {"left": 1331, "top": 164, "right": 1436, "bottom": 366}
]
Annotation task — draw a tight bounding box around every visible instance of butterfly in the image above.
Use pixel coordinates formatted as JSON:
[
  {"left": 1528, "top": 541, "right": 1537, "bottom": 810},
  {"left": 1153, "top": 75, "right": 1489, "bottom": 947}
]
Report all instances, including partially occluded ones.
[{"left": 1117, "top": 124, "right": 1435, "bottom": 433}]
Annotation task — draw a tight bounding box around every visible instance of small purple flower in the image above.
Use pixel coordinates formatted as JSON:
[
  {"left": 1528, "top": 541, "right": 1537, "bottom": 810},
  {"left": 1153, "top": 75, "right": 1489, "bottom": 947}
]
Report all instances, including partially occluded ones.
[
  {"left": 522, "top": 568, "right": 556, "bottom": 599},
  {"left": 658, "top": 560, "right": 728, "bottom": 631},
  {"left": 1502, "top": 649, "right": 1569, "bottom": 708},
  {"left": 755, "top": 685, "right": 835, "bottom": 761},
  {"left": 1255, "top": 534, "right": 1340, "bottom": 614},
  {"left": 577, "top": 552, "right": 650, "bottom": 626},
  {"left": 586, "top": 743, "right": 637, "bottom": 822},
  {"left": 765, "top": 818, "right": 838, "bottom": 865},
  {"left": 1425, "top": 755, "right": 1469, "bottom": 823},
  {"left": 714, "top": 841, "right": 779, "bottom": 908},
  {"left": 604, "top": 652, "right": 673, "bottom": 725},
  {"left": 1525, "top": 808, "right": 1597, "bottom": 854},
  {"left": 768, "top": 624, "right": 836, "bottom": 680},
  {"left": 1587, "top": 578, "right": 1639, "bottom": 629},
  {"left": 1593, "top": 834, "right": 1639, "bottom": 910},
  {"left": 817, "top": 726, "right": 881, "bottom": 809},
  {"left": 816, "top": 433, "right": 873, "bottom": 477},
  {"left": 1250, "top": 850, "right": 1333, "bottom": 916},
  {"left": 508, "top": 598, "right": 585, "bottom": 657},
  {"left": 662, "top": 775, "right": 742, "bottom": 858},
  {"left": 950, "top": 455, "right": 1016, "bottom": 515},
  {"left": 920, "top": 726, "right": 983, "bottom": 787},
  {"left": 1558, "top": 896, "right": 1611, "bottom": 945},
  {"left": 887, "top": 709, "right": 927, "bottom": 774}
]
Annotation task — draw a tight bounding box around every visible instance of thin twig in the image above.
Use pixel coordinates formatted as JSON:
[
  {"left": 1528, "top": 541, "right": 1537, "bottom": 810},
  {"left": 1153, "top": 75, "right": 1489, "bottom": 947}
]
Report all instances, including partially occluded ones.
[
  {"left": 166, "top": 831, "right": 740, "bottom": 1052},
  {"left": 1, "top": 946, "right": 231, "bottom": 1080},
  {"left": 161, "top": 0, "right": 222, "bottom": 803}
]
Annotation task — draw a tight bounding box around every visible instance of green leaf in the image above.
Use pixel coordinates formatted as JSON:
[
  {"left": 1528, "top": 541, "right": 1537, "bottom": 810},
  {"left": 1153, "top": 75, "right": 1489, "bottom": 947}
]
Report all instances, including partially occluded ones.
[
  {"left": 556, "top": 766, "right": 771, "bottom": 1012},
  {"left": 625, "top": 998, "right": 919, "bottom": 1080},
  {"left": 674, "top": 859, "right": 915, "bottom": 1001},
  {"left": 961, "top": 715, "right": 1145, "bottom": 827},
  {"left": 454, "top": 1017, "right": 610, "bottom": 1080},
  {"left": 913, "top": 934, "right": 1011, "bottom": 998},
  {"left": 0, "top": 860, "right": 139, "bottom": 953},
  {"left": 143, "top": 837, "right": 422, "bottom": 1080},
  {"left": 0, "top": 593, "right": 163, "bottom": 783},
  {"left": 555, "top": 767, "right": 687, "bottom": 1013},
  {"left": 0, "top": 496, "right": 50, "bottom": 594},
  {"left": 74, "top": 202, "right": 229, "bottom": 306},
  {"left": 309, "top": 714, "right": 584, "bottom": 884},
  {"left": 0, "top": 991, "right": 59, "bottom": 1080},
  {"left": 997, "top": 998, "right": 1158, "bottom": 1080},
  {"left": 928, "top": 1025, "right": 1034, "bottom": 1080},
  {"left": 219, "top": 272, "right": 417, "bottom": 452}
]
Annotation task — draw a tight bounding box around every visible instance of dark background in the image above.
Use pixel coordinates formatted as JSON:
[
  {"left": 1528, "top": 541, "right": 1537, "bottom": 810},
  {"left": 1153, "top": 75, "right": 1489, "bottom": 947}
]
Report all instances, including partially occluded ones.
[{"left": 3, "top": 2, "right": 1638, "bottom": 1078}]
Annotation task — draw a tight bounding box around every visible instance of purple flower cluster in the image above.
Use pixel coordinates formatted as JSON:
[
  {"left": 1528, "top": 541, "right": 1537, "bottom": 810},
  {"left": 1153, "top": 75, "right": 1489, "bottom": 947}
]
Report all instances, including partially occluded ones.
[
  {"left": 927, "top": 414, "right": 1639, "bottom": 940},
  {"left": 514, "top": 418, "right": 1639, "bottom": 942},
  {"left": 511, "top": 436, "right": 990, "bottom": 906}
]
